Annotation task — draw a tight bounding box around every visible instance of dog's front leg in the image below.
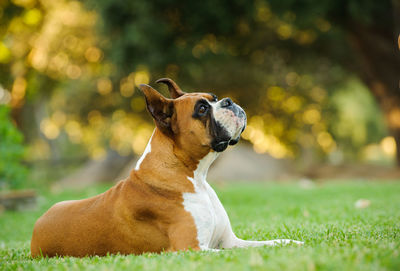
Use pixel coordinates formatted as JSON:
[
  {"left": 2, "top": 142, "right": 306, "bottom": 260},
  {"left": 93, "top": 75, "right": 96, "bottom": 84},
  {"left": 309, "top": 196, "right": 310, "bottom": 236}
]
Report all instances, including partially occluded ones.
[
  {"left": 207, "top": 189, "right": 303, "bottom": 248},
  {"left": 216, "top": 214, "right": 304, "bottom": 248},
  {"left": 220, "top": 231, "right": 304, "bottom": 248},
  {"left": 204, "top": 182, "right": 304, "bottom": 249}
]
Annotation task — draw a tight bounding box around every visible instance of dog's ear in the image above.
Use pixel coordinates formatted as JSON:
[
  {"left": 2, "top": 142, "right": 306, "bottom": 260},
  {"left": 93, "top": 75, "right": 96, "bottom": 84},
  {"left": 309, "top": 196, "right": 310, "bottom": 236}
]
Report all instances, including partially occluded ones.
[
  {"left": 139, "top": 84, "right": 174, "bottom": 135},
  {"left": 156, "top": 78, "right": 185, "bottom": 99}
]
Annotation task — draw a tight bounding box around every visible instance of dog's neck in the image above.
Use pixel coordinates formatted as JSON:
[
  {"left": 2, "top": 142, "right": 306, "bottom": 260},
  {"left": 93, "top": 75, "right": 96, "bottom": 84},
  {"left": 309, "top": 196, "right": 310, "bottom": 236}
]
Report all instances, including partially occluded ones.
[
  {"left": 132, "top": 128, "right": 218, "bottom": 189},
  {"left": 191, "top": 151, "right": 218, "bottom": 184}
]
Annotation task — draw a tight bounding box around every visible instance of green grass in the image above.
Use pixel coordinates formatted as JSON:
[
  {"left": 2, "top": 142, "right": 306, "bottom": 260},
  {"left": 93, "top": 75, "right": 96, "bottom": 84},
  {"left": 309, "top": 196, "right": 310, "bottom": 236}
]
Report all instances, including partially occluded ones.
[{"left": 1, "top": 181, "right": 399, "bottom": 270}]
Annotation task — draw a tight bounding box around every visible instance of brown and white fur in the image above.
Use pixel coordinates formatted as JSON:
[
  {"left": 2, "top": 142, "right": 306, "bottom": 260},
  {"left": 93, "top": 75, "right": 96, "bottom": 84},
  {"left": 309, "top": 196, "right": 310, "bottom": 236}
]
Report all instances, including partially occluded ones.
[{"left": 30, "top": 78, "right": 302, "bottom": 257}]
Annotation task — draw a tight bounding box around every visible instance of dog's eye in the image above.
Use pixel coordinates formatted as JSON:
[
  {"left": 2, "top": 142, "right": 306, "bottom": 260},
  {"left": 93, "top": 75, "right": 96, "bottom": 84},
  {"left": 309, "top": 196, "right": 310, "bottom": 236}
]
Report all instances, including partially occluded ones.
[{"left": 198, "top": 104, "right": 209, "bottom": 115}]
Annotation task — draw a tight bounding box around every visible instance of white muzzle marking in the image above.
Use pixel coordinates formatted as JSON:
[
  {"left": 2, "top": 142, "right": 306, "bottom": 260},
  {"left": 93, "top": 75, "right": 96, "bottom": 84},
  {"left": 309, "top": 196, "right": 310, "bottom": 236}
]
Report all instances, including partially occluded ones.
[{"left": 211, "top": 101, "right": 246, "bottom": 140}]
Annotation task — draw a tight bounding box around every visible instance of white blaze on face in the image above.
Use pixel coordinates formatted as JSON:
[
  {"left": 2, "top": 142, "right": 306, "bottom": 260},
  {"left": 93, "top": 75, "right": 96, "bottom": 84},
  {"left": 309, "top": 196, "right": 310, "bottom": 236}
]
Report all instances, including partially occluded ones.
[{"left": 210, "top": 101, "right": 246, "bottom": 140}]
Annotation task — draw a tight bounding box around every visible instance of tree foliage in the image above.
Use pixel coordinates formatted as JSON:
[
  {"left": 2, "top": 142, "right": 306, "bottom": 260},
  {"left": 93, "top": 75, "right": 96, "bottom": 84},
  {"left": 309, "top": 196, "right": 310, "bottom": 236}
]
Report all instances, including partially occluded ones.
[
  {"left": 0, "top": 0, "right": 397, "bottom": 166},
  {"left": 86, "top": 0, "right": 395, "bottom": 160}
]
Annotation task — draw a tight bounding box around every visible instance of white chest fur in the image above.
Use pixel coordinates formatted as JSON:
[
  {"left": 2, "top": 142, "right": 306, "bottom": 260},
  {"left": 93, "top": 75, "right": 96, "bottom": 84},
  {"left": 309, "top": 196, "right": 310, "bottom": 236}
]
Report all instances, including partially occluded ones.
[{"left": 182, "top": 152, "right": 231, "bottom": 249}]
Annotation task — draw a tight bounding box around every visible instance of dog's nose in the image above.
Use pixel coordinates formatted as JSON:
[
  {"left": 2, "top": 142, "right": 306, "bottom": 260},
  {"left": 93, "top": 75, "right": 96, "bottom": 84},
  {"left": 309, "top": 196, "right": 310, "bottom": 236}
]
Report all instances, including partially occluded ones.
[{"left": 221, "top": 98, "right": 233, "bottom": 108}]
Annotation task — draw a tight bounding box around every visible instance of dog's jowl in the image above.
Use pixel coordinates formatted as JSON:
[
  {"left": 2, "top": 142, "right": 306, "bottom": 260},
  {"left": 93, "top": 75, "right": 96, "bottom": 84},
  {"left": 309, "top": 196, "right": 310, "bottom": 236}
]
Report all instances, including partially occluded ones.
[{"left": 31, "top": 78, "right": 303, "bottom": 257}]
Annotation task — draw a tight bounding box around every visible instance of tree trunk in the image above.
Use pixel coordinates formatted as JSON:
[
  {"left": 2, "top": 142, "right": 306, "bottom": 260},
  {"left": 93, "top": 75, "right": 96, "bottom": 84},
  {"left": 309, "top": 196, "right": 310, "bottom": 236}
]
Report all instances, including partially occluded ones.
[{"left": 347, "top": 20, "right": 400, "bottom": 166}]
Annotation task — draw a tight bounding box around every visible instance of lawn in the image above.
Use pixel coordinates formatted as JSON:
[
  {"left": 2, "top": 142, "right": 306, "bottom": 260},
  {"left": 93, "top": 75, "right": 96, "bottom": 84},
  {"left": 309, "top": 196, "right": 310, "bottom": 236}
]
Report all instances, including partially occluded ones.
[{"left": 0, "top": 181, "right": 399, "bottom": 270}]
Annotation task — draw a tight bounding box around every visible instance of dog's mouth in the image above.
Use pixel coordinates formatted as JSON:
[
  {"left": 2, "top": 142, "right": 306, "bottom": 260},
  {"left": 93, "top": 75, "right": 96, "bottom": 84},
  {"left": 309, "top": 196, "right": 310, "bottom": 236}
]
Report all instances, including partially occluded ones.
[
  {"left": 212, "top": 126, "right": 246, "bottom": 152},
  {"left": 211, "top": 133, "right": 243, "bottom": 152},
  {"left": 212, "top": 140, "right": 229, "bottom": 152},
  {"left": 211, "top": 112, "right": 247, "bottom": 152}
]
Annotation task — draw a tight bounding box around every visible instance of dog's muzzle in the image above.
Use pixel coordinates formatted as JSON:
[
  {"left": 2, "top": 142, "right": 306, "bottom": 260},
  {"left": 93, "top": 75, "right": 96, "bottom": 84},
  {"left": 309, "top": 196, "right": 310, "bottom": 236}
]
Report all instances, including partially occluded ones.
[{"left": 211, "top": 98, "right": 247, "bottom": 152}]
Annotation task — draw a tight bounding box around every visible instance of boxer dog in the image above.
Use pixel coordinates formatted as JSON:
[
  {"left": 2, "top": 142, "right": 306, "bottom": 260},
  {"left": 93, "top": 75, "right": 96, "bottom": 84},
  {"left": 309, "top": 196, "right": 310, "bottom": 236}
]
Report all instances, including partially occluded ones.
[{"left": 31, "top": 78, "right": 303, "bottom": 257}]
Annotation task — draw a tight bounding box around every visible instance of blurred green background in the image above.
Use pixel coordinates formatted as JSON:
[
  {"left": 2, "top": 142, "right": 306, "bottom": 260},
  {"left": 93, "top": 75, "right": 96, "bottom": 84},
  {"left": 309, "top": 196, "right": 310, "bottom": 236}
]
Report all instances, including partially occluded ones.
[{"left": 0, "top": 0, "right": 399, "bottom": 189}]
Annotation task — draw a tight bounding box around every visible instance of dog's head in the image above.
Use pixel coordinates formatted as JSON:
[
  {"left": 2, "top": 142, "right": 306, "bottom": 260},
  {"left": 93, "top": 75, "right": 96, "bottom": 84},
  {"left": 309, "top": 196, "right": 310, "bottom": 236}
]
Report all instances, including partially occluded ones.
[{"left": 139, "top": 78, "right": 246, "bottom": 160}]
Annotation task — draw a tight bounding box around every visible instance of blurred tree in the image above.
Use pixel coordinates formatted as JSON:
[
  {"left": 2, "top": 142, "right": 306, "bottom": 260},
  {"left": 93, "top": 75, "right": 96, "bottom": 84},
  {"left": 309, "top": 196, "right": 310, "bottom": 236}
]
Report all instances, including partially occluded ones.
[
  {"left": 87, "top": 0, "right": 397, "bottom": 163},
  {"left": 0, "top": 0, "right": 144, "bottom": 162},
  {"left": 266, "top": 0, "right": 400, "bottom": 164},
  {"left": 0, "top": 0, "right": 397, "bottom": 173}
]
